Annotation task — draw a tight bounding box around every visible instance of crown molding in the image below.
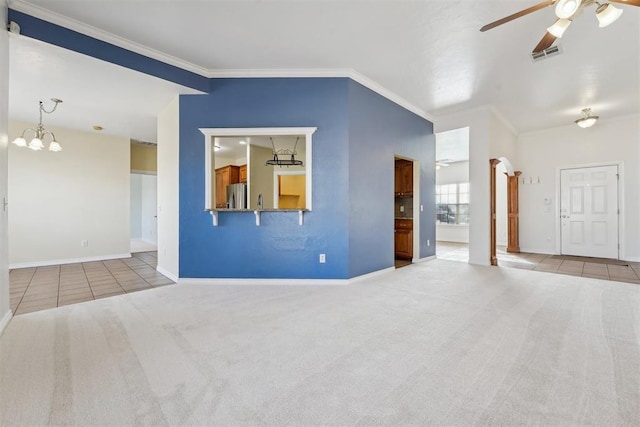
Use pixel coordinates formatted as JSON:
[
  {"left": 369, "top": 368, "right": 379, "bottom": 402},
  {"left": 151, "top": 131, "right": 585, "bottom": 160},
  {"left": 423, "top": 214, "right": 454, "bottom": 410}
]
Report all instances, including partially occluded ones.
[
  {"left": 518, "top": 112, "right": 640, "bottom": 137},
  {"left": 349, "top": 69, "right": 434, "bottom": 122},
  {"left": 7, "top": 0, "right": 210, "bottom": 76},
  {"left": 8, "top": 0, "right": 434, "bottom": 123},
  {"left": 207, "top": 68, "right": 434, "bottom": 121},
  {"left": 487, "top": 105, "right": 519, "bottom": 136}
]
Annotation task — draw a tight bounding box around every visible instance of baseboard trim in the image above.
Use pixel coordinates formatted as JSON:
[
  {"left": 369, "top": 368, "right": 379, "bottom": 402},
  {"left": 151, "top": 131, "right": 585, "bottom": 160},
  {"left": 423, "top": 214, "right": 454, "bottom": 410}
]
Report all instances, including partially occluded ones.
[
  {"left": 519, "top": 248, "right": 555, "bottom": 255},
  {"left": 623, "top": 256, "right": 640, "bottom": 262},
  {"left": 179, "top": 266, "right": 397, "bottom": 286},
  {"left": 349, "top": 266, "right": 396, "bottom": 283},
  {"left": 9, "top": 253, "right": 132, "bottom": 269},
  {"left": 0, "top": 309, "right": 13, "bottom": 338},
  {"left": 156, "top": 265, "right": 178, "bottom": 282},
  {"left": 413, "top": 255, "right": 436, "bottom": 263},
  {"left": 179, "top": 277, "right": 350, "bottom": 286}
]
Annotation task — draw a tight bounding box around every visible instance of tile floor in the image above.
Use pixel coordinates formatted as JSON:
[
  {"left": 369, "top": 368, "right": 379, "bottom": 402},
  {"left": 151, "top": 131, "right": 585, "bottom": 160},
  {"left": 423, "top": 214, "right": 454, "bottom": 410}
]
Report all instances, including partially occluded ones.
[
  {"left": 9, "top": 252, "right": 175, "bottom": 315},
  {"left": 436, "top": 241, "right": 640, "bottom": 284}
]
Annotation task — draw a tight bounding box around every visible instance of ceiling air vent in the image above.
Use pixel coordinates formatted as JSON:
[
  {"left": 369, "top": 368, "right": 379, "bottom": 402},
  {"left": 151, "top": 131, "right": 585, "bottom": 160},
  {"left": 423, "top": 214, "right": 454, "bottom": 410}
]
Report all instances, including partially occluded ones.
[{"left": 531, "top": 44, "right": 561, "bottom": 62}]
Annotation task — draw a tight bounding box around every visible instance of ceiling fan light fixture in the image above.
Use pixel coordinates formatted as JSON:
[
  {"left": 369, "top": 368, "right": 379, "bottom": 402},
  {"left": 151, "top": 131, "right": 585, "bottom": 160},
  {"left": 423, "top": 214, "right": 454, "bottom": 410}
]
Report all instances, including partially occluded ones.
[
  {"left": 596, "top": 3, "right": 623, "bottom": 28},
  {"left": 575, "top": 108, "right": 599, "bottom": 128},
  {"left": 547, "top": 18, "right": 572, "bottom": 38},
  {"left": 556, "top": 0, "right": 582, "bottom": 19}
]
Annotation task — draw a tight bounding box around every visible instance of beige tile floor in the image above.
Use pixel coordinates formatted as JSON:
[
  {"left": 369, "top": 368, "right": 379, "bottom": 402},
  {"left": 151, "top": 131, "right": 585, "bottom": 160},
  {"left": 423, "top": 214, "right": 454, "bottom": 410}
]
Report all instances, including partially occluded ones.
[
  {"left": 9, "top": 252, "right": 175, "bottom": 315},
  {"left": 437, "top": 241, "right": 640, "bottom": 284}
]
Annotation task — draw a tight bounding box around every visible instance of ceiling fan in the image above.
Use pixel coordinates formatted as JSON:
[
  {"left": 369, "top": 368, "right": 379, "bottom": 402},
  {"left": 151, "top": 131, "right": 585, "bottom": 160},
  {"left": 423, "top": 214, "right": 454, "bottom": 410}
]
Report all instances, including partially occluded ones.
[{"left": 480, "top": 0, "right": 640, "bottom": 53}]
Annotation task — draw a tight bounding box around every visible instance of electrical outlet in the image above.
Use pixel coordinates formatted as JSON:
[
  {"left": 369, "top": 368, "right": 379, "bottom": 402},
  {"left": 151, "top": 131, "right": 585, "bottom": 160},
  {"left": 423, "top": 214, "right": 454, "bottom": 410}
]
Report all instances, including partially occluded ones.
[
  {"left": 400, "top": 205, "right": 404, "bottom": 212},
  {"left": 319, "top": 253, "right": 326, "bottom": 263},
  {"left": 427, "top": 239, "right": 430, "bottom": 246},
  {"left": 81, "top": 240, "right": 88, "bottom": 247},
  {"left": 420, "top": 204, "right": 424, "bottom": 212}
]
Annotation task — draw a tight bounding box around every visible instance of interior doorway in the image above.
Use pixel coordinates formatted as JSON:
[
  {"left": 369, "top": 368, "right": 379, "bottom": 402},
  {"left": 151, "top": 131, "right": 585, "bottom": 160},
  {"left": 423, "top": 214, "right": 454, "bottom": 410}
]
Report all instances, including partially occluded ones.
[
  {"left": 559, "top": 164, "right": 619, "bottom": 259},
  {"left": 490, "top": 157, "right": 520, "bottom": 266},
  {"left": 435, "top": 127, "right": 470, "bottom": 262},
  {"left": 394, "top": 157, "right": 416, "bottom": 268},
  {"left": 130, "top": 173, "right": 157, "bottom": 253}
]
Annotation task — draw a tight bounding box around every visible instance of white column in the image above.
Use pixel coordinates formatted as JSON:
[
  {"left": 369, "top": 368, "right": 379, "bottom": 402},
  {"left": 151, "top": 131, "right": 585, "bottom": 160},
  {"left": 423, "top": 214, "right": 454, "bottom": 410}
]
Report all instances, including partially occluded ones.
[
  {"left": 156, "top": 96, "right": 180, "bottom": 281},
  {"left": 0, "top": 0, "right": 12, "bottom": 332}
]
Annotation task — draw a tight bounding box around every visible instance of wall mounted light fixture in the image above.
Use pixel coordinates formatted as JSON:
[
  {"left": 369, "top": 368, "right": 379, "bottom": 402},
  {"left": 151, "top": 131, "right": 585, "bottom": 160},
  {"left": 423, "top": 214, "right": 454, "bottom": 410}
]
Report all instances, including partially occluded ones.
[{"left": 12, "top": 98, "right": 63, "bottom": 152}]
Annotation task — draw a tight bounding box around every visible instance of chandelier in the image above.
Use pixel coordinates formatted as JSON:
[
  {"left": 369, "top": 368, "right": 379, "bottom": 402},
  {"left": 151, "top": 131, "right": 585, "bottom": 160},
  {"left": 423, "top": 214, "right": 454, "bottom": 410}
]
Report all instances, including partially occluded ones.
[{"left": 12, "top": 98, "right": 63, "bottom": 152}]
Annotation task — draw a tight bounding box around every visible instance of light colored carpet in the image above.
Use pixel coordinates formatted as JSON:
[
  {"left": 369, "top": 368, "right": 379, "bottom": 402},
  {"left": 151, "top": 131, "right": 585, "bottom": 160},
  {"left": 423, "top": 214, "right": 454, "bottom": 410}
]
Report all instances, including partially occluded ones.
[{"left": 0, "top": 259, "right": 638, "bottom": 426}]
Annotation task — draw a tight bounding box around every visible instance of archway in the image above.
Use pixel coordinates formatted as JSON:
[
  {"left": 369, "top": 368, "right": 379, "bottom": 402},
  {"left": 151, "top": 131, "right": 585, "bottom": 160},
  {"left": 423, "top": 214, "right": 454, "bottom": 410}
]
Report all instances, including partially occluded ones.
[{"left": 490, "top": 157, "right": 521, "bottom": 266}]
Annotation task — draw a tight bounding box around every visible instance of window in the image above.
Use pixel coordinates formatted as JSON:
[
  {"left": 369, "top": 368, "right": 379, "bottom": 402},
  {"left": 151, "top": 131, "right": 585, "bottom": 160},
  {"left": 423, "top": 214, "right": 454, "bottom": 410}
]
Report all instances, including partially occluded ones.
[{"left": 435, "top": 183, "right": 469, "bottom": 224}]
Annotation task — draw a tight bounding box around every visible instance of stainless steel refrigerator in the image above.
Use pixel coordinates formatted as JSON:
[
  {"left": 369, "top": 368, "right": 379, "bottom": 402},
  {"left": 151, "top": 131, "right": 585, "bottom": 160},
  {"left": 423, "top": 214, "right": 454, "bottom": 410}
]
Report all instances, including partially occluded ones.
[{"left": 226, "top": 183, "right": 247, "bottom": 209}]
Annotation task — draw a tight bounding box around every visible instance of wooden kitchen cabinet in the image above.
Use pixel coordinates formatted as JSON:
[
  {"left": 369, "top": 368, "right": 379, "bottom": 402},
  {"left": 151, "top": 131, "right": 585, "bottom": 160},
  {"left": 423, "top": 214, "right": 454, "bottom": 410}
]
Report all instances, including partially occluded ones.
[
  {"left": 214, "top": 165, "right": 240, "bottom": 208},
  {"left": 394, "top": 219, "right": 413, "bottom": 260},
  {"left": 395, "top": 159, "right": 413, "bottom": 196},
  {"left": 239, "top": 164, "right": 247, "bottom": 183}
]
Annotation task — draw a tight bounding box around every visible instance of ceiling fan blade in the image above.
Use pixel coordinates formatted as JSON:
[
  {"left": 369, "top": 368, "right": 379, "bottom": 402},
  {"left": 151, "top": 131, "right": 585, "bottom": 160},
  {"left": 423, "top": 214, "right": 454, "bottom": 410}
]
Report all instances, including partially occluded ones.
[
  {"left": 532, "top": 31, "right": 557, "bottom": 53},
  {"left": 609, "top": 0, "right": 640, "bottom": 6},
  {"left": 480, "top": 0, "right": 555, "bottom": 32}
]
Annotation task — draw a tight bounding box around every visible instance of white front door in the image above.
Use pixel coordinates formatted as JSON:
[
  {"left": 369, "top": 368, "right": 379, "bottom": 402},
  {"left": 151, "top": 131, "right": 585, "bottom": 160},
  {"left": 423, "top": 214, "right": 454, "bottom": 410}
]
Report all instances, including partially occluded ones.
[{"left": 560, "top": 165, "right": 619, "bottom": 258}]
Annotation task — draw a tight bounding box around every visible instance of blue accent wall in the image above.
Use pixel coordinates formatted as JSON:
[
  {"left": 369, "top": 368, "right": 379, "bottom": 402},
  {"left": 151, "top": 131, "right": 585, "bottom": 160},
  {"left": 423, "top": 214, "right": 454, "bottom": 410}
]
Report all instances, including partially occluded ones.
[
  {"left": 179, "top": 78, "right": 351, "bottom": 279},
  {"left": 179, "top": 78, "right": 434, "bottom": 279},
  {"left": 8, "top": 9, "right": 209, "bottom": 92},
  {"left": 347, "top": 81, "right": 435, "bottom": 277}
]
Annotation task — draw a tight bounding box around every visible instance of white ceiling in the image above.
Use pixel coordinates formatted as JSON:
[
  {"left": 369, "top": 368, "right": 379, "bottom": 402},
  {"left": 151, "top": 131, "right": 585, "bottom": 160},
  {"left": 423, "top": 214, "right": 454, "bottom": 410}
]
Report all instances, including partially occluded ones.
[
  {"left": 7, "top": 0, "right": 640, "bottom": 137},
  {"left": 8, "top": 34, "right": 201, "bottom": 142}
]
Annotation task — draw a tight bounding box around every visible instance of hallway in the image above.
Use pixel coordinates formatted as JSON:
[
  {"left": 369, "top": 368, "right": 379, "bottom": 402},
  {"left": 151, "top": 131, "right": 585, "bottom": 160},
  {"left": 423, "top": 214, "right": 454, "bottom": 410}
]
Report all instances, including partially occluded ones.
[{"left": 9, "top": 252, "right": 174, "bottom": 315}]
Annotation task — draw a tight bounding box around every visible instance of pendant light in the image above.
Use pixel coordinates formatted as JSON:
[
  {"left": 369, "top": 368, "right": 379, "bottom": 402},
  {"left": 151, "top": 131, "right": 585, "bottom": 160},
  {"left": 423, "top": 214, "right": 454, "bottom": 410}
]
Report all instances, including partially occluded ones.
[
  {"left": 575, "top": 108, "right": 599, "bottom": 128},
  {"left": 12, "top": 98, "right": 64, "bottom": 152}
]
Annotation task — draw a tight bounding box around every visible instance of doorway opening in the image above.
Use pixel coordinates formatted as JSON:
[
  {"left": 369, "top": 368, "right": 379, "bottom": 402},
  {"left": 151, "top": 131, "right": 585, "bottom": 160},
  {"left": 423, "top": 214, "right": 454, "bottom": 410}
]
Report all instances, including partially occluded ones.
[
  {"left": 130, "top": 173, "right": 157, "bottom": 253},
  {"left": 394, "top": 157, "right": 417, "bottom": 268},
  {"left": 490, "top": 157, "right": 520, "bottom": 266},
  {"left": 435, "top": 127, "right": 470, "bottom": 262},
  {"left": 130, "top": 140, "right": 158, "bottom": 253}
]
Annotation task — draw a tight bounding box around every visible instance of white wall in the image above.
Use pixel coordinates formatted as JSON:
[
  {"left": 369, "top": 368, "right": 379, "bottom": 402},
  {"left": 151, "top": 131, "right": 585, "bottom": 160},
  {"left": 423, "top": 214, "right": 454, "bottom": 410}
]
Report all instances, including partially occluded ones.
[
  {"left": 157, "top": 96, "right": 179, "bottom": 280},
  {"left": 8, "top": 121, "right": 130, "bottom": 267},
  {"left": 436, "top": 161, "right": 469, "bottom": 243},
  {"left": 490, "top": 112, "right": 517, "bottom": 249},
  {"left": 0, "top": 0, "right": 11, "bottom": 331},
  {"left": 436, "top": 108, "right": 490, "bottom": 265},
  {"left": 517, "top": 115, "right": 640, "bottom": 260},
  {"left": 249, "top": 145, "right": 275, "bottom": 209}
]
